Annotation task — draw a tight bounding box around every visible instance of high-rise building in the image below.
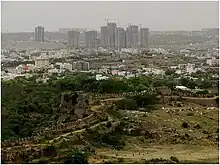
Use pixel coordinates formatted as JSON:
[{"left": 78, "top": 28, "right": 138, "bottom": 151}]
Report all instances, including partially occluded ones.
[
  {"left": 67, "top": 31, "right": 80, "bottom": 48},
  {"left": 100, "top": 23, "right": 117, "bottom": 48},
  {"left": 106, "top": 23, "right": 117, "bottom": 48},
  {"left": 100, "top": 26, "right": 108, "bottom": 48},
  {"left": 35, "top": 26, "right": 44, "bottom": 42},
  {"left": 140, "top": 28, "right": 149, "bottom": 49},
  {"left": 85, "top": 30, "right": 98, "bottom": 48},
  {"left": 126, "top": 25, "right": 139, "bottom": 48},
  {"left": 115, "top": 27, "right": 126, "bottom": 49}
]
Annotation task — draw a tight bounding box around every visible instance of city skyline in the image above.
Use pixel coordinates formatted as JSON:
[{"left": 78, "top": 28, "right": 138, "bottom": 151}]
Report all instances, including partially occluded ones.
[
  {"left": 66, "top": 22, "right": 150, "bottom": 49},
  {"left": 2, "top": 1, "right": 219, "bottom": 33}
]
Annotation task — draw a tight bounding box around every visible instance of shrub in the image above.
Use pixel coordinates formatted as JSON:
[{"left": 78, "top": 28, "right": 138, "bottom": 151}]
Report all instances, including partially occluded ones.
[
  {"left": 186, "top": 112, "right": 194, "bottom": 116},
  {"left": 116, "top": 99, "right": 137, "bottom": 110},
  {"left": 64, "top": 148, "right": 89, "bottom": 164},
  {"left": 170, "top": 156, "right": 179, "bottom": 163},
  {"left": 193, "top": 124, "right": 201, "bottom": 129},
  {"left": 182, "top": 122, "right": 189, "bottom": 128}
]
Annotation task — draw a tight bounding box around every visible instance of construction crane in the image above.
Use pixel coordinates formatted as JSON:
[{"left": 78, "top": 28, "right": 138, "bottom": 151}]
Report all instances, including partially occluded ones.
[
  {"left": 104, "top": 19, "right": 109, "bottom": 24},
  {"left": 139, "top": 24, "right": 142, "bottom": 29},
  {"left": 104, "top": 18, "right": 117, "bottom": 24}
]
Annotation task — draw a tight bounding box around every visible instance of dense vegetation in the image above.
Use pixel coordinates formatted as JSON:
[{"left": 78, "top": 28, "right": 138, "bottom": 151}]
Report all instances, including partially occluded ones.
[
  {"left": 116, "top": 93, "right": 158, "bottom": 111},
  {"left": 1, "top": 72, "right": 216, "bottom": 140}
]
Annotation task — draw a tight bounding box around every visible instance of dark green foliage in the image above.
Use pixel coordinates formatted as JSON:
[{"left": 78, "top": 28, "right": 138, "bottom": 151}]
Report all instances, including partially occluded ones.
[
  {"left": 196, "top": 90, "right": 209, "bottom": 94},
  {"left": 63, "top": 148, "right": 89, "bottom": 164},
  {"left": 170, "top": 156, "right": 179, "bottom": 163},
  {"left": 2, "top": 71, "right": 214, "bottom": 141},
  {"left": 186, "top": 112, "right": 194, "bottom": 116},
  {"left": 165, "top": 69, "right": 176, "bottom": 75},
  {"left": 88, "top": 125, "right": 125, "bottom": 149},
  {"left": 72, "top": 152, "right": 88, "bottom": 164},
  {"left": 116, "top": 99, "right": 137, "bottom": 110},
  {"left": 1, "top": 77, "right": 61, "bottom": 140},
  {"left": 2, "top": 74, "right": 160, "bottom": 140},
  {"left": 180, "top": 78, "right": 196, "bottom": 89},
  {"left": 131, "top": 94, "right": 158, "bottom": 107}
]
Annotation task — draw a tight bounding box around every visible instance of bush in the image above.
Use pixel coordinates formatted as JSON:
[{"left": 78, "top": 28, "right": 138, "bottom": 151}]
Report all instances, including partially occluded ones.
[
  {"left": 116, "top": 99, "right": 137, "bottom": 110},
  {"left": 72, "top": 152, "right": 88, "bottom": 164},
  {"left": 193, "top": 124, "right": 201, "bottom": 129},
  {"left": 182, "top": 122, "right": 189, "bottom": 128},
  {"left": 186, "top": 112, "right": 194, "bottom": 116},
  {"left": 106, "top": 121, "right": 112, "bottom": 128},
  {"left": 196, "top": 90, "right": 209, "bottom": 94},
  {"left": 170, "top": 156, "right": 179, "bottom": 163},
  {"left": 64, "top": 148, "right": 89, "bottom": 164}
]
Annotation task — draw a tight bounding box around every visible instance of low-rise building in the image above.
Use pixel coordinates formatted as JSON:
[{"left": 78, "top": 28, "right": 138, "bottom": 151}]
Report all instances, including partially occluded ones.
[
  {"left": 207, "top": 57, "right": 219, "bottom": 66},
  {"left": 96, "top": 74, "right": 109, "bottom": 81},
  {"left": 72, "top": 61, "right": 90, "bottom": 71},
  {"left": 186, "top": 63, "right": 196, "bottom": 74},
  {"left": 35, "top": 56, "right": 50, "bottom": 68},
  {"left": 60, "top": 63, "right": 72, "bottom": 71}
]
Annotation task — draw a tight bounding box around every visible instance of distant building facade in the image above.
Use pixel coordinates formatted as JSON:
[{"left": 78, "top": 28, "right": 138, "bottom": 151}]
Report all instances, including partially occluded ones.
[
  {"left": 115, "top": 27, "right": 126, "bottom": 49},
  {"left": 207, "top": 57, "right": 219, "bottom": 66},
  {"left": 85, "top": 30, "right": 98, "bottom": 48},
  {"left": 35, "top": 56, "right": 49, "bottom": 68},
  {"left": 100, "top": 23, "right": 117, "bottom": 48},
  {"left": 35, "top": 26, "right": 44, "bottom": 42},
  {"left": 100, "top": 26, "right": 108, "bottom": 48},
  {"left": 72, "top": 61, "right": 90, "bottom": 71},
  {"left": 106, "top": 23, "right": 117, "bottom": 48},
  {"left": 140, "top": 28, "right": 149, "bottom": 49},
  {"left": 67, "top": 31, "right": 80, "bottom": 48},
  {"left": 126, "top": 25, "right": 139, "bottom": 48}
]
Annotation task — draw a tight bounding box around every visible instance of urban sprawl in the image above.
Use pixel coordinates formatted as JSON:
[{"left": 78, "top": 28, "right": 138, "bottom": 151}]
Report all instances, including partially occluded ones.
[{"left": 1, "top": 23, "right": 219, "bottom": 84}]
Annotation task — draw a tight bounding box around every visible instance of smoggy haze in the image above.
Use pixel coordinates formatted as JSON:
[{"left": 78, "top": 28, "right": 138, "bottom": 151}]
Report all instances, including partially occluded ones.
[{"left": 1, "top": 1, "right": 219, "bottom": 33}]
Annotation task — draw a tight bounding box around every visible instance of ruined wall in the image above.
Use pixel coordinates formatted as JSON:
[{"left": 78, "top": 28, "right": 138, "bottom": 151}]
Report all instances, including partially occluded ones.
[
  {"left": 1, "top": 113, "right": 98, "bottom": 148},
  {"left": 92, "top": 90, "right": 216, "bottom": 100},
  {"left": 184, "top": 97, "right": 219, "bottom": 108},
  {"left": 1, "top": 112, "right": 111, "bottom": 164}
]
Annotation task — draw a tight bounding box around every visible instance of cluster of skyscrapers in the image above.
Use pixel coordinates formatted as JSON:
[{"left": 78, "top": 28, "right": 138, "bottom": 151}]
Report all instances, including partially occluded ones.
[
  {"left": 67, "top": 23, "right": 149, "bottom": 49},
  {"left": 34, "top": 23, "right": 149, "bottom": 49}
]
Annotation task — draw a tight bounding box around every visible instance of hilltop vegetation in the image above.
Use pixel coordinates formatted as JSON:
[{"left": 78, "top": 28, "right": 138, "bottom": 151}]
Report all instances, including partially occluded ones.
[{"left": 1, "top": 72, "right": 217, "bottom": 140}]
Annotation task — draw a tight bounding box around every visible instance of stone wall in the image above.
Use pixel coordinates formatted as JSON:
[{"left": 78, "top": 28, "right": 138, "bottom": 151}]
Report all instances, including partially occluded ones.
[
  {"left": 184, "top": 97, "right": 219, "bottom": 108},
  {"left": 92, "top": 90, "right": 216, "bottom": 100},
  {"left": 1, "top": 113, "right": 97, "bottom": 148},
  {"left": 1, "top": 113, "right": 112, "bottom": 164}
]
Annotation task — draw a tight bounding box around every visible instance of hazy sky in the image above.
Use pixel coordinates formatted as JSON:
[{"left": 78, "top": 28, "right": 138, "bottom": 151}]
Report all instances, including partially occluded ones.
[{"left": 1, "top": 1, "right": 219, "bottom": 32}]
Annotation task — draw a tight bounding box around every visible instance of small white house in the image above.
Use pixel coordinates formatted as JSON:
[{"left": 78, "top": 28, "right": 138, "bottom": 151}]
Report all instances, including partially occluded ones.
[{"left": 175, "top": 86, "right": 189, "bottom": 91}]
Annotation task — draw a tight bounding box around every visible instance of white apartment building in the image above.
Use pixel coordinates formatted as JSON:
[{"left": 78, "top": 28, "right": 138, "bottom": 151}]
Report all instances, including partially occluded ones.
[
  {"left": 207, "top": 57, "right": 219, "bottom": 66},
  {"left": 60, "top": 63, "right": 73, "bottom": 71},
  {"left": 186, "top": 63, "right": 196, "bottom": 74},
  {"left": 35, "top": 56, "right": 50, "bottom": 68}
]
